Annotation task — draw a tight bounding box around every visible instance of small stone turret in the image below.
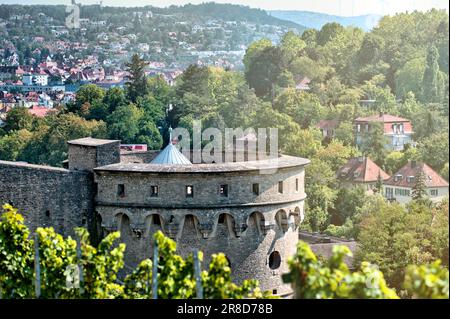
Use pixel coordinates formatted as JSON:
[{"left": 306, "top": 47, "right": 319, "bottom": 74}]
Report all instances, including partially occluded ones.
[{"left": 68, "top": 137, "right": 121, "bottom": 171}]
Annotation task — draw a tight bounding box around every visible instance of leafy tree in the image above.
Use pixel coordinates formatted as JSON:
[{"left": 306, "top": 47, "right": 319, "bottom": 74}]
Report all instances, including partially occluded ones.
[
  {"left": 333, "top": 186, "right": 368, "bottom": 224},
  {"left": 282, "top": 241, "right": 399, "bottom": 299},
  {"left": 135, "top": 120, "right": 163, "bottom": 150},
  {"left": 404, "top": 261, "right": 449, "bottom": 299},
  {"left": 300, "top": 207, "right": 329, "bottom": 233},
  {"left": 385, "top": 151, "right": 406, "bottom": 174},
  {"left": 125, "top": 53, "right": 149, "bottom": 103},
  {"left": 411, "top": 171, "right": 428, "bottom": 202},
  {"left": 275, "top": 70, "right": 295, "bottom": 89},
  {"left": 0, "top": 129, "right": 33, "bottom": 161},
  {"left": 334, "top": 121, "right": 355, "bottom": 146},
  {"left": 107, "top": 103, "right": 142, "bottom": 143},
  {"left": 147, "top": 75, "right": 173, "bottom": 107},
  {"left": 316, "top": 23, "right": 345, "bottom": 46},
  {"left": 360, "top": 122, "right": 388, "bottom": 167},
  {"left": 441, "top": 163, "right": 449, "bottom": 181},
  {"left": 356, "top": 33, "right": 386, "bottom": 82},
  {"left": 33, "top": 113, "right": 106, "bottom": 166},
  {"left": 395, "top": 57, "right": 425, "bottom": 99},
  {"left": 418, "top": 132, "right": 449, "bottom": 172},
  {"left": 421, "top": 46, "right": 446, "bottom": 103},
  {"left": 398, "top": 92, "right": 422, "bottom": 120},
  {"left": 315, "top": 140, "right": 358, "bottom": 172},
  {"left": 303, "top": 159, "right": 337, "bottom": 223},
  {"left": 2, "top": 107, "right": 35, "bottom": 132},
  {"left": 279, "top": 31, "right": 305, "bottom": 66},
  {"left": 274, "top": 90, "right": 326, "bottom": 129},
  {"left": 0, "top": 205, "right": 269, "bottom": 299},
  {"left": 243, "top": 38, "right": 273, "bottom": 74},
  {"left": 324, "top": 218, "right": 355, "bottom": 239},
  {"left": 301, "top": 28, "right": 318, "bottom": 47},
  {"left": 0, "top": 204, "right": 34, "bottom": 298},
  {"left": 289, "top": 56, "right": 328, "bottom": 82},
  {"left": 70, "top": 84, "right": 105, "bottom": 116},
  {"left": 244, "top": 45, "right": 283, "bottom": 99},
  {"left": 103, "top": 87, "right": 127, "bottom": 114},
  {"left": 355, "top": 200, "right": 449, "bottom": 291},
  {"left": 359, "top": 75, "right": 397, "bottom": 113},
  {"left": 374, "top": 172, "right": 384, "bottom": 195}
]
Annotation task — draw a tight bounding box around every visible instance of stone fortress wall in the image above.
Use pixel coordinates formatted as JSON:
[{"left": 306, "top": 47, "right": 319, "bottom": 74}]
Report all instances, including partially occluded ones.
[
  {"left": 0, "top": 137, "right": 309, "bottom": 297},
  {"left": 0, "top": 160, "right": 95, "bottom": 236}
]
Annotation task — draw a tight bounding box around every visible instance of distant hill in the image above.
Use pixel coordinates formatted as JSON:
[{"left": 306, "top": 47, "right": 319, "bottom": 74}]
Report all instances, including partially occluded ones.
[
  {"left": 169, "top": 3, "right": 307, "bottom": 32},
  {"left": 0, "top": 2, "right": 307, "bottom": 33},
  {"left": 269, "top": 10, "right": 382, "bottom": 31}
]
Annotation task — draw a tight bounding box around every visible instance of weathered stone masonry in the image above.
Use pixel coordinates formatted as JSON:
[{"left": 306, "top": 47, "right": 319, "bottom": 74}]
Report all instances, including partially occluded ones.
[
  {"left": 0, "top": 137, "right": 309, "bottom": 297},
  {"left": 0, "top": 160, "right": 95, "bottom": 236}
]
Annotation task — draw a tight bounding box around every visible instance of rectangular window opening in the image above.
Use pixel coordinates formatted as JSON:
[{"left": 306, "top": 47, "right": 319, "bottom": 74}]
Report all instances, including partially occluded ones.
[
  {"left": 117, "top": 184, "right": 125, "bottom": 197},
  {"left": 278, "top": 181, "right": 283, "bottom": 194},
  {"left": 150, "top": 185, "right": 159, "bottom": 197},
  {"left": 219, "top": 184, "right": 228, "bottom": 197},
  {"left": 252, "top": 183, "right": 260, "bottom": 195},
  {"left": 186, "top": 185, "right": 194, "bottom": 198}
]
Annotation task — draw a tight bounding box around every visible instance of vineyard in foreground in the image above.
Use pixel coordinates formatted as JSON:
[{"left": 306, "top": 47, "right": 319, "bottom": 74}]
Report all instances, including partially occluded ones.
[{"left": 0, "top": 204, "right": 448, "bottom": 299}]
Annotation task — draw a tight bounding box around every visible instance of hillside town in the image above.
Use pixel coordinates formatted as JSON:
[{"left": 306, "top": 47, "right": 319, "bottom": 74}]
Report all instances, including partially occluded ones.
[{"left": 0, "top": 2, "right": 448, "bottom": 301}]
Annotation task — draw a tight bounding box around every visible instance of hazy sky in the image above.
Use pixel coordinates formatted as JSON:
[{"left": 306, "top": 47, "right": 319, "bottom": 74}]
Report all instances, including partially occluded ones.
[{"left": 0, "top": 0, "right": 449, "bottom": 16}]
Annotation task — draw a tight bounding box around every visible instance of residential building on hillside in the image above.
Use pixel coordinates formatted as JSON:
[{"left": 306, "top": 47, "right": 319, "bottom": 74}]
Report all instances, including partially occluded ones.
[
  {"left": 336, "top": 156, "right": 390, "bottom": 193},
  {"left": 354, "top": 113, "right": 413, "bottom": 151},
  {"left": 384, "top": 161, "right": 449, "bottom": 204},
  {"left": 22, "top": 72, "right": 49, "bottom": 86},
  {"left": 316, "top": 119, "right": 339, "bottom": 139}
]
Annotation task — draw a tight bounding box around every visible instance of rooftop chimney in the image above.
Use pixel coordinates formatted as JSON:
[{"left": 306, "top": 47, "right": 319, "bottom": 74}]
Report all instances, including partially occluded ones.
[{"left": 411, "top": 160, "right": 417, "bottom": 168}]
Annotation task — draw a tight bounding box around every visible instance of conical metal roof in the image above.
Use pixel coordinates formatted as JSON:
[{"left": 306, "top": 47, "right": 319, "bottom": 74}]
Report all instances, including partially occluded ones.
[
  {"left": 150, "top": 127, "right": 192, "bottom": 165},
  {"left": 151, "top": 143, "right": 192, "bottom": 165}
]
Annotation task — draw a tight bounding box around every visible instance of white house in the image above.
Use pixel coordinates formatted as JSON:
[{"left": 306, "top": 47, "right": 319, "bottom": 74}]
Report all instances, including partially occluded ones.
[
  {"left": 384, "top": 161, "right": 449, "bottom": 204},
  {"left": 22, "top": 73, "right": 49, "bottom": 86}
]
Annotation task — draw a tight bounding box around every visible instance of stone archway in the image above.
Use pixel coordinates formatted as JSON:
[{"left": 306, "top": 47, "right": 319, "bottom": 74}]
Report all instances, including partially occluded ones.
[
  {"left": 216, "top": 213, "right": 237, "bottom": 238},
  {"left": 246, "top": 211, "right": 265, "bottom": 236},
  {"left": 275, "top": 209, "right": 288, "bottom": 233}
]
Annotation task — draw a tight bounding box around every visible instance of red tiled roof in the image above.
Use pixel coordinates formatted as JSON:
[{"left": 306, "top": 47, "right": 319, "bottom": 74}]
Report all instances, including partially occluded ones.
[
  {"left": 28, "top": 105, "right": 53, "bottom": 118},
  {"left": 385, "top": 161, "right": 449, "bottom": 188},
  {"left": 355, "top": 114, "right": 410, "bottom": 123},
  {"left": 337, "top": 157, "right": 390, "bottom": 183}
]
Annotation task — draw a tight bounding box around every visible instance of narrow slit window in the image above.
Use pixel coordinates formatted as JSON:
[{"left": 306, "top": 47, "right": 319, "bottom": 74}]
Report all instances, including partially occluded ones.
[
  {"left": 186, "top": 185, "right": 194, "bottom": 198},
  {"left": 252, "top": 183, "right": 260, "bottom": 195},
  {"left": 150, "top": 185, "right": 159, "bottom": 197},
  {"left": 117, "top": 184, "right": 125, "bottom": 197},
  {"left": 295, "top": 178, "right": 299, "bottom": 192},
  {"left": 278, "top": 181, "right": 283, "bottom": 194},
  {"left": 219, "top": 185, "right": 228, "bottom": 197}
]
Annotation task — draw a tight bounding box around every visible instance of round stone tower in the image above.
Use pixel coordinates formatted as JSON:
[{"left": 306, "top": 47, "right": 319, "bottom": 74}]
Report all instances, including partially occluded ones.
[{"left": 93, "top": 141, "right": 309, "bottom": 297}]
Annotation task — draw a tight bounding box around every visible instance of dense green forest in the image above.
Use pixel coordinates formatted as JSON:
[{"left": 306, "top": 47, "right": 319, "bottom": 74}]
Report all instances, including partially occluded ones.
[{"left": 0, "top": 9, "right": 448, "bottom": 294}]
